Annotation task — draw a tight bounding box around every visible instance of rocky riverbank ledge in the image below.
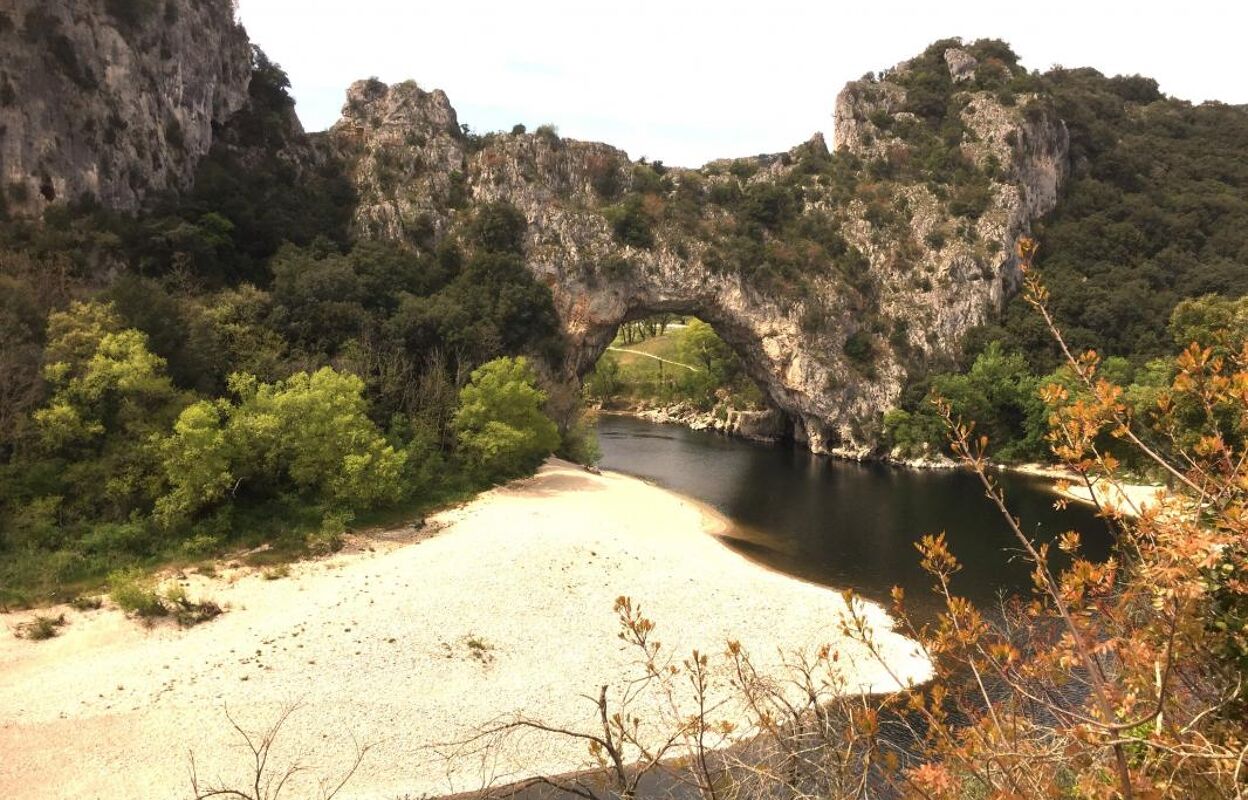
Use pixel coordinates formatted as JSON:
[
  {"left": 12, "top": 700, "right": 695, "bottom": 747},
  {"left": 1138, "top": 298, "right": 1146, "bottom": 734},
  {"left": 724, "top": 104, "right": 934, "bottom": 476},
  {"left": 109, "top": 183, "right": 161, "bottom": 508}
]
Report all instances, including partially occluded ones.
[{"left": 600, "top": 401, "right": 788, "bottom": 443}]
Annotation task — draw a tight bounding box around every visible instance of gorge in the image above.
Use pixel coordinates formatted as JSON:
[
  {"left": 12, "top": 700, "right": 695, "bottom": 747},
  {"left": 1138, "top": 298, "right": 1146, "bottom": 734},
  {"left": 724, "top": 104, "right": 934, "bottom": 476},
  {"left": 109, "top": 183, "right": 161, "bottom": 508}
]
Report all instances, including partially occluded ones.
[
  {"left": 4, "top": 4, "right": 1248, "bottom": 799},
  {"left": 2, "top": 3, "right": 1071, "bottom": 457}
]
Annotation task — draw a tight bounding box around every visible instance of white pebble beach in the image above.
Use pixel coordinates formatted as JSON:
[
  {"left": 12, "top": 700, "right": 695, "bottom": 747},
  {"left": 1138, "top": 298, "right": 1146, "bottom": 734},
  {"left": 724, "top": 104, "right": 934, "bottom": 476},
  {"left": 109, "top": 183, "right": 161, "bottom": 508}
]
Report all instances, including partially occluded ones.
[{"left": 0, "top": 459, "right": 931, "bottom": 799}]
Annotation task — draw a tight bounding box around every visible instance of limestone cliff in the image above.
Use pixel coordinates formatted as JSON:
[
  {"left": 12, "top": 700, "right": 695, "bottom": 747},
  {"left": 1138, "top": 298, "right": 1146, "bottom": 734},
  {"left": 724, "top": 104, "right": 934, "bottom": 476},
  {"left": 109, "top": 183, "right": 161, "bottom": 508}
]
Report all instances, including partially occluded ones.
[
  {"left": 327, "top": 43, "right": 1069, "bottom": 456},
  {"left": 2, "top": 20, "right": 1070, "bottom": 457},
  {"left": 0, "top": 0, "right": 251, "bottom": 217}
]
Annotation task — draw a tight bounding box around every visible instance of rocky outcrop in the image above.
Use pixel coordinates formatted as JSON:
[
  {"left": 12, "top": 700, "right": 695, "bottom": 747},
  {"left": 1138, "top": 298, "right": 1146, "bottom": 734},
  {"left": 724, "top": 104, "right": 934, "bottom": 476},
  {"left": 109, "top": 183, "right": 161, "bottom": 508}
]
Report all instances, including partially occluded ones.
[
  {"left": 944, "top": 48, "right": 979, "bottom": 83},
  {"left": 327, "top": 79, "right": 467, "bottom": 243},
  {"left": 613, "top": 403, "right": 790, "bottom": 444},
  {"left": 328, "top": 44, "right": 1069, "bottom": 457},
  {"left": 0, "top": 0, "right": 251, "bottom": 217}
]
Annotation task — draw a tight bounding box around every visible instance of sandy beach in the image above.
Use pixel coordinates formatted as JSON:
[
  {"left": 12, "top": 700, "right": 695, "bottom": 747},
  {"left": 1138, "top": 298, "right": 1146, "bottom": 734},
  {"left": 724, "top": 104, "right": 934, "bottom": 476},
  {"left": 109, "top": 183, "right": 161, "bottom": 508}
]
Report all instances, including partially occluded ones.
[
  {"left": 0, "top": 459, "right": 930, "bottom": 800},
  {"left": 1010, "top": 463, "right": 1167, "bottom": 517}
]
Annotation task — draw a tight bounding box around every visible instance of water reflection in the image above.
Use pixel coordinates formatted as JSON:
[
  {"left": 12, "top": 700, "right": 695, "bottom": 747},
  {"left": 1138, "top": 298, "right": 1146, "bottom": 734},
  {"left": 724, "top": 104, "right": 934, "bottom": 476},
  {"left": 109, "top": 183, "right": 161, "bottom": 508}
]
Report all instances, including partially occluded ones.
[{"left": 597, "top": 415, "right": 1111, "bottom": 619}]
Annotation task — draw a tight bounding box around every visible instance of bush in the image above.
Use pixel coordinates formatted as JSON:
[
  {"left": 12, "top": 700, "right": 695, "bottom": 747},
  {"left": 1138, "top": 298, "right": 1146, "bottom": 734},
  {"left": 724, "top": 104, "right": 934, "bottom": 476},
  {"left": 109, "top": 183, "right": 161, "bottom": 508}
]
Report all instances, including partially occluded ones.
[
  {"left": 156, "top": 368, "right": 407, "bottom": 524},
  {"left": 161, "top": 583, "right": 223, "bottom": 627},
  {"left": 453, "top": 357, "right": 560, "bottom": 481},
  {"left": 587, "top": 154, "right": 622, "bottom": 199},
  {"left": 606, "top": 195, "right": 655, "bottom": 249},
  {"left": 70, "top": 595, "right": 103, "bottom": 611},
  {"left": 180, "top": 533, "right": 221, "bottom": 557},
  {"left": 842, "top": 331, "right": 874, "bottom": 365},
  {"left": 558, "top": 409, "right": 602, "bottom": 466},
  {"left": 307, "top": 510, "right": 350, "bottom": 556},
  {"left": 109, "top": 568, "right": 167, "bottom": 619},
  {"left": 16, "top": 613, "right": 66, "bottom": 640},
  {"left": 468, "top": 201, "right": 527, "bottom": 254}
]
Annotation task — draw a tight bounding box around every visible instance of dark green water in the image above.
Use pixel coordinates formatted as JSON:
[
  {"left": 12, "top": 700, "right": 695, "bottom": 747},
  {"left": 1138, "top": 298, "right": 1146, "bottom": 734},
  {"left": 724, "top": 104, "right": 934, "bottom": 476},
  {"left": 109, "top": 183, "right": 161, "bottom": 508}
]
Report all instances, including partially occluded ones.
[{"left": 596, "top": 415, "right": 1111, "bottom": 618}]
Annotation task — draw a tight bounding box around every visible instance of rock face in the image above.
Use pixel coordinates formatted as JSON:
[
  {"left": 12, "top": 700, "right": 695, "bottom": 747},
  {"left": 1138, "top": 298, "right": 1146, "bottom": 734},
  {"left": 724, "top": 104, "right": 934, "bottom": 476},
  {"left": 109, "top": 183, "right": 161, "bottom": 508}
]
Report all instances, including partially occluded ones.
[
  {"left": 0, "top": 0, "right": 251, "bottom": 217},
  {"left": 328, "top": 49, "right": 1069, "bottom": 456},
  {"left": 328, "top": 79, "right": 467, "bottom": 243},
  {"left": 944, "top": 48, "right": 979, "bottom": 83},
  {"left": 3, "top": 20, "right": 1070, "bottom": 457}
]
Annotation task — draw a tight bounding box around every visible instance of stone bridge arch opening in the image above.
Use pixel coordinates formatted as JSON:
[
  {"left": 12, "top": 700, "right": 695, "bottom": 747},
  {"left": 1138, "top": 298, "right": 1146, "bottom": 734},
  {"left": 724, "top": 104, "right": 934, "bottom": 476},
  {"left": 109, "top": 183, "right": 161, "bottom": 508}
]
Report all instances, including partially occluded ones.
[{"left": 575, "top": 307, "right": 798, "bottom": 446}]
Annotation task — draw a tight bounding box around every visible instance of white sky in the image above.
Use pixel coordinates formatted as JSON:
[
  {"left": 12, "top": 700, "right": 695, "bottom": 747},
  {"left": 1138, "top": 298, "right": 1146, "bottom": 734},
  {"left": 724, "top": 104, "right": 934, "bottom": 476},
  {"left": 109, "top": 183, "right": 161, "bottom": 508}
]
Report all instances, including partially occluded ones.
[{"left": 235, "top": 0, "right": 1248, "bottom": 168}]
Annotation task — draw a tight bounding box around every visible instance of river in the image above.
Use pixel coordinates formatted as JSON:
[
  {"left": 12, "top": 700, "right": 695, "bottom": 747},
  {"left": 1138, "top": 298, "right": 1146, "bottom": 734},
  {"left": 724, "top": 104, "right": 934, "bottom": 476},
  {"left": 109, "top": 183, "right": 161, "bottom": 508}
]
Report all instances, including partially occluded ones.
[{"left": 596, "top": 414, "right": 1111, "bottom": 619}]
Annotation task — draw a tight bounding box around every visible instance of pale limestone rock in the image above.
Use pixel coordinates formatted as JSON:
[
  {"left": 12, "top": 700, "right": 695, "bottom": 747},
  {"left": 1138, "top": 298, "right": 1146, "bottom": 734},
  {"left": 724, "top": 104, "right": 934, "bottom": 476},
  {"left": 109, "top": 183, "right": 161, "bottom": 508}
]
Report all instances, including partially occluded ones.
[
  {"left": 0, "top": 0, "right": 251, "bottom": 217},
  {"left": 331, "top": 60, "right": 1068, "bottom": 456},
  {"left": 944, "top": 48, "right": 979, "bottom": 82}
]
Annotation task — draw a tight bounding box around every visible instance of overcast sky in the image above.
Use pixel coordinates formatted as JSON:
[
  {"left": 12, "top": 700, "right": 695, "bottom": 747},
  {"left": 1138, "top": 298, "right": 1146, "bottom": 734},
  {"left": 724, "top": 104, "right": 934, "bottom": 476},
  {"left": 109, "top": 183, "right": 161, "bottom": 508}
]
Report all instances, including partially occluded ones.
[{"left": 235, "top": 0, "right": 1247, "bottom": 168}]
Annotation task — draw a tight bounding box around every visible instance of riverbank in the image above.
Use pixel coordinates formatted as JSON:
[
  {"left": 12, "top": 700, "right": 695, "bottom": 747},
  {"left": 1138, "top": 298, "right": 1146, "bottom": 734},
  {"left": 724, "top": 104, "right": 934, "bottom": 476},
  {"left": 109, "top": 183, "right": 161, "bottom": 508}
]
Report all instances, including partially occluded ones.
[
  {"left": 600, "top": 402, "right": 787, "bottom": 443},
  {"left": 609, "top": 407, "right": 1166, "bottom": 517},
  {"left": 0, "top": 459, "right": 930, "bottom": 800},
  {"left": 1009, "top": 463, "right": 1167, "bottom": 517}
]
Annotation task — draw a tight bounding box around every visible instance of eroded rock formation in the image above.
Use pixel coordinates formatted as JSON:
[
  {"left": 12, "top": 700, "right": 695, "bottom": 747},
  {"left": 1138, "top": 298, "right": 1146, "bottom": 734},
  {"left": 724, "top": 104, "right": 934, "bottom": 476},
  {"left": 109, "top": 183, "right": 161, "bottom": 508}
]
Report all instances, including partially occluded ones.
[
  {"left": 3, "top": 12, "right": 1071, "bottom": 456},
  {"left": 326, "top": 53, "right": 1068, "bottom": 455},
  {"left": 0, "top": 0, "right": 250, "bottom": 217}
]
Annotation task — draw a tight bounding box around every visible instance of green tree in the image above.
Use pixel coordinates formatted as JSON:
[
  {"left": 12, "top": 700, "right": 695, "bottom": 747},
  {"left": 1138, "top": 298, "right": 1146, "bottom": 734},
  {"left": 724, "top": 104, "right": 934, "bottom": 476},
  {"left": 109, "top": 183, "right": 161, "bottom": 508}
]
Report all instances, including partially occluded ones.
[
  {"left": 34, "top": 302, "right": 177, "bottom": 452},
  {"left": 586, "top": 353, "right": 622, "bottom": 403},
  {"left": 156, "top": 367, "right": 406, "bottom": 523},
  {"left": 452, "top": 357, "right": 559, "bottom": 481},
  {"left": 679, "top": 319, "right": 732, "bottom": 375},
  {"left": 1168, "top": 294, "right": 1248, "bottom": 354}
]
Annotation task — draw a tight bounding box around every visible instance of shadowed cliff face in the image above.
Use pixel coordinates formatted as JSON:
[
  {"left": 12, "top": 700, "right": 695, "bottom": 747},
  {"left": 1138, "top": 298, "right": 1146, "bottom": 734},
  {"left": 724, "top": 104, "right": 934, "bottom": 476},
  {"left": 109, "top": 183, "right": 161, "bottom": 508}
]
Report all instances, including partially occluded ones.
[
  {"left": 0, "top": 0, "right": 251, "bottom": 217},
  {"left": 326, "top": 46, "right": 1069, "bottom": 456}
]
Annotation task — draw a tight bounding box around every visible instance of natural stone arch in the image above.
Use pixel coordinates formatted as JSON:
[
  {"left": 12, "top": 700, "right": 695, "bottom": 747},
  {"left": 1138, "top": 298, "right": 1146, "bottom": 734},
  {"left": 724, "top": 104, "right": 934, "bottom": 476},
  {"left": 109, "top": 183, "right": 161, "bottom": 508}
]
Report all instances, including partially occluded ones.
[{"left": 326, "top": 48, "right": 1069, "bottom": 456}]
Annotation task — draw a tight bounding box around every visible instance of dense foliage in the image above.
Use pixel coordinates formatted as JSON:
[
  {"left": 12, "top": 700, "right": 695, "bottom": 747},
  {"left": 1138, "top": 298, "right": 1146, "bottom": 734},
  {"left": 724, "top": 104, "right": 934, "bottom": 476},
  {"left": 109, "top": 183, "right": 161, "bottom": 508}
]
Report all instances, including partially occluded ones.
[
  {"left": 885, "top": 45, "right": 1248, "bottom": 462},
  {"left": 453, "top": 357, "right": 561, "bottom": 481},
  {"left": 586, "top": 317, "right": 763, "bottom": 413},
  {"left": 0, "top": 56, "right": 569, "bottom": 606},
  {"left": 974, "top": 67, "right": 1248, "bottom": 367}
]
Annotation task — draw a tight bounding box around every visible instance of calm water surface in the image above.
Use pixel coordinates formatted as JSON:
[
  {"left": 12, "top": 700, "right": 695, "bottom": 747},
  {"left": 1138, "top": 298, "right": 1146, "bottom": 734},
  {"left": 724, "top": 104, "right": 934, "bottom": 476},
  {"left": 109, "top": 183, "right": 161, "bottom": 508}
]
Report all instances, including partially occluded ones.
[{"left": 596, "top": 415, "right": 1111, "bottom": 617}]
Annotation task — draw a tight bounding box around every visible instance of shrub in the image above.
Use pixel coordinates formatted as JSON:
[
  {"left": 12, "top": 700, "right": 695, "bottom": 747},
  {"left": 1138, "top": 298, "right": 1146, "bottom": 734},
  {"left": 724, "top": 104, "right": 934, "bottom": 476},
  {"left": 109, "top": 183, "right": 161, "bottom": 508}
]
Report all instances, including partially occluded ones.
[
  {"left": 741, "top": 183, "right": 796, "bottom": 230},
  {"left": 156, "top": 368, "right": 407, "bottom": 524},
  {"left": 180, "top": 533, "right": 221, "bottom": 557},
  {"left": 307, "top": 510, "right": 351, "bottom": 556},
  {"left": 109, "top": 568, "right": 167, "bottom": 619},
  {"left": 842, "top": 331, "right": 874, "bottom": 364},
  {"left": 468, "top": 201, "right": 527, "bottom": 254},
  {"left": 587, "top": 154, "right": 622, "bottom": 200},
  {"left": 605, "top": 195, "right": 654, "bottom": 249},
  {"left": 70, "top": 595, "right": 103, "bottom": 611},
  {"left": 949, "top": 178, "right": 993, "bottom": 218},
  {"left": 17, "top": 614, "right": 66, "bottom": 640},
  {"left": 453, "top": 357, "right": 560, "bottom": 481},
  {"left": 557, "top": 409, "right": 602, "bottom": 466},
  {"left": 598, "top": 255, "right": 633, "bottom": 282},
  {"left": 162, "top": 583, "right": 223, "bottom": 627}
]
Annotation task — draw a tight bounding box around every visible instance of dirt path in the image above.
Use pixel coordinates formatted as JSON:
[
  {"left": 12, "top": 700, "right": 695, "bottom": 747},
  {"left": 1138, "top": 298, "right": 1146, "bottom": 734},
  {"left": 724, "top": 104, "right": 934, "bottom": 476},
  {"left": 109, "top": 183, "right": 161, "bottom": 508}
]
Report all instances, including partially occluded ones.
[{"left": 605, "top": 346, "right": 702, "bottom": 372}]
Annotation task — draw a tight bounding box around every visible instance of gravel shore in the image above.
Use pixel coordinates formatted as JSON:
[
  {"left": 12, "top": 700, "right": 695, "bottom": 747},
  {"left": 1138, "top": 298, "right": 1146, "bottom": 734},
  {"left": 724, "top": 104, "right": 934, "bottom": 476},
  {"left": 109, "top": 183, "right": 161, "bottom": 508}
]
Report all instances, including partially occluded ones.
[{"left": 0, "top": 459, "right": 930, "bottom": 799}]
